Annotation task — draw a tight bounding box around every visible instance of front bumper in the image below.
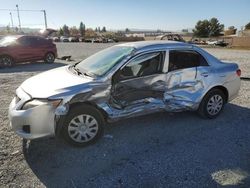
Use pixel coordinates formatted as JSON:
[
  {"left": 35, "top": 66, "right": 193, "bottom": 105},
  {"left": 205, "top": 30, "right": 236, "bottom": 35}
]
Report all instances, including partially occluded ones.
[{"left": 8, "top": 88, "right": 56, "bottom": 139}]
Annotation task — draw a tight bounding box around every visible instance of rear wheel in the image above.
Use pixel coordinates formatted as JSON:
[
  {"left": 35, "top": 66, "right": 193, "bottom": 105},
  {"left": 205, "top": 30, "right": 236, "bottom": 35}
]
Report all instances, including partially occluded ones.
[
  {"left": 44, "top": 52, "right": 55, "bottom": 63},
  {"left": 0, "top": 55, "right": 13, "bottom": 68},
  {"left": 62, "top": 105, "right": 105, "bottom": 147},
  {"left": 198, "top": 89, "right": 226, "bottom": 119}
]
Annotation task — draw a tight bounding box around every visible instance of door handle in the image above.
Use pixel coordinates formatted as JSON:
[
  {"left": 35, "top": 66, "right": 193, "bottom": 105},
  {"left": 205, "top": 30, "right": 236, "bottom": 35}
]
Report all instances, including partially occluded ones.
[{"left": 200, "top": 72, "right": 209, "bottom": 77}]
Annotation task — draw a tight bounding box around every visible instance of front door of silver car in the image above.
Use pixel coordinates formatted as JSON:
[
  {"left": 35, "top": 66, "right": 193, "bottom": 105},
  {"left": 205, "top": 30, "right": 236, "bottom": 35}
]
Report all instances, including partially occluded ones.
[{"left": 110, "top": 51, "right": 166, "bottom": 108}]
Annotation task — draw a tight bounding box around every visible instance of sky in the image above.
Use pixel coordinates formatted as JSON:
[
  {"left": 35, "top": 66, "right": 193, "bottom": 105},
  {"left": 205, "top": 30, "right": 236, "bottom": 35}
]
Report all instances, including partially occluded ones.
[{"left": 0, "top": 0, "right": 249, "bottom": 31}]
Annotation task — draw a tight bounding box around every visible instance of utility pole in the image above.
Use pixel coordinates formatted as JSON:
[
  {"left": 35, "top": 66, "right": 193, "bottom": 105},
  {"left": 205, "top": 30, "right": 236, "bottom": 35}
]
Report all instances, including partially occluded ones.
[
  {"left": 16, "top": 4, "right": 21, "bottom": 31},
  {"left": 42, "top": 10, "right": 47, "bottom": 29},
  {"left": 9, "top": 12, "right": 14, "bottom": 30}
]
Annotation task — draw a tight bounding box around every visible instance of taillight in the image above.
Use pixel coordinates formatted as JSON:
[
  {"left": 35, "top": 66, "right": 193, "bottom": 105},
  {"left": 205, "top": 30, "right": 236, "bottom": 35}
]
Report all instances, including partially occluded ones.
[{"left": 236, "top": 69, "right": 241, "bottom": 77}]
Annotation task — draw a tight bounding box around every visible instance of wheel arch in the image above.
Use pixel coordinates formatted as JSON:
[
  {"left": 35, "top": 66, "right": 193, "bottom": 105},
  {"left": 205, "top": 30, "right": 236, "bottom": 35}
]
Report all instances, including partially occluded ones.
[
  {"left": 68, "top": 101, "right": 108, "bottom": 120},
  {"left": 55, "top": 101, "right": 108, "bottom": 137},
  {"left": 203, "top": 85, "right": 229, "bottom": 103},
  {"left": 44, "top": 51, "right": 55, "bottom": 57},
  {"left": 0, "top": 54, "right": 15, "bottom": 61}
]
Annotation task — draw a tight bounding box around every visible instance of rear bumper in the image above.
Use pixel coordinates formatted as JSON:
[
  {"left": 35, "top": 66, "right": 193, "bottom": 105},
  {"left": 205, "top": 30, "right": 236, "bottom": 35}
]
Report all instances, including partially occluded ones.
[{"left": 8, "top": 88, "right": 56, "bottom": 139}]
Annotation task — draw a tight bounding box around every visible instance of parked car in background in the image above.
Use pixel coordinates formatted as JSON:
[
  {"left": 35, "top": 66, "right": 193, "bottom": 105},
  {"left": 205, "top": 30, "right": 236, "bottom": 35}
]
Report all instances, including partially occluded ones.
[
  {"left": 207, "top": 40, "right": 219, "bottom": 45},
  {"left": 84, "top": 38, "right": 93, "bottom": 43},
  {"left": 207, "top": 40, "right": 228, "bottom": 47},
  {"left": 69, "top": 37, "right": 79, "bottom": 42},
  {"left": 103, "top": 38, "right": 116, "bottom": 43},
  {"left": 188, "top": 39, "right": 207, "bottom": 45},
  {"left": 93, "top": 38, "right": 103, "bottom": 43},
  {"left": 79, "top": 37, "right": 85, "bottom": 42},
  {"left": 60, "top": 36, "right": 69, "bottom": 42},
  {"left": 0, "top": 35, "right": 57, "bottom": 67},
  {"left": 8, "top": 41, "right": 241, "bottom": 146},
  {"left": 52, "top": 37, "right": 60, "bottom": 42},
  {"left": 107, "top": 38, "right": 115, "bottom": 43},
  {"left": 155, "top": 34, "right": 185, "bottom": 42},
  {"left": 216, "top": 40, "right": 228, "bottom": 47}
]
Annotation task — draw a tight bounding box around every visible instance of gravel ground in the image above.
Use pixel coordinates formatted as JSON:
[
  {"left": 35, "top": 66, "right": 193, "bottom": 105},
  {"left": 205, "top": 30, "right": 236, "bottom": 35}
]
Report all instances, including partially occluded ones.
[{"left": 0, "top": 43, "right": 249, "bottom": 188}]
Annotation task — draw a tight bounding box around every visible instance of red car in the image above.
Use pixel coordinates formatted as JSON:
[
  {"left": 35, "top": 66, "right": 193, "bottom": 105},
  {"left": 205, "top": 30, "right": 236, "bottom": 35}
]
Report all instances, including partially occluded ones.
[{"left": 0, "top": 35, "right": 57, "bottom": 67}]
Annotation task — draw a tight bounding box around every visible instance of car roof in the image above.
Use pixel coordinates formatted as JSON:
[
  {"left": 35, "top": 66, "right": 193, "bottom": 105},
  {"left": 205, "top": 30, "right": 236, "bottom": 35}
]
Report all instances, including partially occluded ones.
[
  {"left": 117, "top": 40, "right": 193, "bottom": 51},
  {"left": 1, "top": 35, "right": 24, "bottom": 39},
  {"left": 2, "top": 35, "right": 46, "bottom": 39}
]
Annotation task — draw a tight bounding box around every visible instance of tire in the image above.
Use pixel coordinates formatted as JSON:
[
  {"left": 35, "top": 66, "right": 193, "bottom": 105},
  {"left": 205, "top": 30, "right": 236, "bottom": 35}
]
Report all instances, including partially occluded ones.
[
  {"left": 62, "top": 105, "right": 105, "bottom": 147},
  {"left": 44, "top": 52, "right": 55, "bottom": 63},
  {"left": 198, "top": 89, "right": 226, "bottom": 119},
  {"left": 0, "top": 55, "right": 13, "bottom": 68}
]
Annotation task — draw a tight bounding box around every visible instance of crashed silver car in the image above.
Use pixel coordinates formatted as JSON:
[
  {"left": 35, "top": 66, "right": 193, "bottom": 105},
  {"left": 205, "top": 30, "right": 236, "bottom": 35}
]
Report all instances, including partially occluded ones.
[{"left": 8, "top": 41, "right": 241, "bottom": 146}]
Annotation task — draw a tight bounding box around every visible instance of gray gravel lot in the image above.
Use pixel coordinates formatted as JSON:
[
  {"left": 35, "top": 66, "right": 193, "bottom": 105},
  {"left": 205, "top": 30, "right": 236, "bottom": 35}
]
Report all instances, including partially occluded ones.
[{"left": 0, "top": 43, "right": 250, "bottom": 188}]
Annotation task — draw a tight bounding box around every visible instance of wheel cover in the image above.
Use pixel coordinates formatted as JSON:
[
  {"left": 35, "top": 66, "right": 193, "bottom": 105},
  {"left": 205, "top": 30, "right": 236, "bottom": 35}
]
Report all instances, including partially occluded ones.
[
  {"left": 46, "top": 53, "right": 54, "bottom": 62},
  {"left": 68, "top": 114, "right": 98, "bottom": 143},
  {"left": 0, "top": 56, "right": 12, "bottom": 66},
  {"left": 207, "top": 94, "right": 223, "bottom": 116}
]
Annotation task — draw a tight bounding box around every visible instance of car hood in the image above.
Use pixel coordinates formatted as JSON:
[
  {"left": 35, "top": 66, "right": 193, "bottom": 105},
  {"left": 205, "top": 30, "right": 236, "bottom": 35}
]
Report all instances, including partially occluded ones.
[{"left": 20, "top": 66, "right": 94, "bottom": 98}]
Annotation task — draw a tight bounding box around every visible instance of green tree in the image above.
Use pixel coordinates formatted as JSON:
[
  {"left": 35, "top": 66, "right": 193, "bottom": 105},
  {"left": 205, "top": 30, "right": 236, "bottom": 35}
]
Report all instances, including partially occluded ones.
[
  {"left": 193, "top": 18, "right": 224, "bottom": 37},
  {"left": 125, "top": 28, "right": 130, "bottom": 33},
  {"left": 62, "top": 24, "right": 70, "bottom": 36},
  {"left": 101, "top": 26, "right": 106, "bottom": 32},
  {"left": 70, "top": 26, "right": 79, "bottom": 36},
  {"left": 228, "top": 26, "right": 235, "bottom": 30},
  {"left": 6, "top": 25, "right": 10, "bottom": 33},
  {"left": 245, "top": 22, "right": 250, "bottom": 30},
  {"left": 79, "top": 22, "right": 85, "bottom": 37},
  {"left": 193, "top": 20, "right": 210, "bottom": 37},
  {"left": 58, "top": 28, "right": 64, "bottom": 36},
  {"left": 209, "top": 17, "right": 224, "bottom": 37},
  {"left": 95, "top": 27, "right": 98, "bottom": 32}
]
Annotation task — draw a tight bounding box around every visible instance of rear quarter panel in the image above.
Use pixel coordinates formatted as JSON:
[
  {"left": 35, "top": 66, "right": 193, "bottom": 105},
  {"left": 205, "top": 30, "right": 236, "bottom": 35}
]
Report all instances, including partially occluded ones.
[{"left": 199, "top": 62, "right": 240, "bottom": 103}]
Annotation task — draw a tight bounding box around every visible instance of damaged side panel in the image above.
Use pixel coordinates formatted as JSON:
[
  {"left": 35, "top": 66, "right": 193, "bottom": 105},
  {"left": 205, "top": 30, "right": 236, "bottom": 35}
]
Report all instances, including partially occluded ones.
[
  {"left": 100, "top": 67, "right": 206, "bottom": 122},
  {"left": 54, "top": 49, "right": 210, "bottom": 123}
]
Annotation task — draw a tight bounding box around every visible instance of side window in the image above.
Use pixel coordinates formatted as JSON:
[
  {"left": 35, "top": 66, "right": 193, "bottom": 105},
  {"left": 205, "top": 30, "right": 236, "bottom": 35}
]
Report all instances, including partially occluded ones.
[
  {"left": 119, "top": 52, "right": 164, "bottom": 79},
  {"left": 18, "top": 37, "right": 31, "bottom": 46},
  {"left": 29, "top": 37, "right": 38, "bottom": 46},
  {"left": 36, "top": 38, "right": 47, "bottom": 45},
  {"left": 169, "top": 50, "right": 208, "bottom": 71}
]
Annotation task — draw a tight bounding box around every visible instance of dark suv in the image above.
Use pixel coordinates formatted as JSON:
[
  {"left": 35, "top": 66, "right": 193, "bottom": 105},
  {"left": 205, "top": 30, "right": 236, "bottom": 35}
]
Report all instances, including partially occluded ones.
[{"left": 0, "top": 35, "right": 57, "bottom": 67}]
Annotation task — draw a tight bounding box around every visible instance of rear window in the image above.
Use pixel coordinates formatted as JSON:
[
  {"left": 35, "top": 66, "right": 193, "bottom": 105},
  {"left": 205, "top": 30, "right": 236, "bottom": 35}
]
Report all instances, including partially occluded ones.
[
  {"left": 169, "top": 50, "right": 208, "bottom": 71},
  {"left": 18, "top": 36, "right": 49, "bottom": 46}
]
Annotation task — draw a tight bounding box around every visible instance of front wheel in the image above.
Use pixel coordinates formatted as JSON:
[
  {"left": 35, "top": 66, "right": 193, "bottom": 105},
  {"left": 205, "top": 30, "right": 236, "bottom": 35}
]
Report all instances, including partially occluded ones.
[
  {"left": 62, "top": 105, "right": 105, "bottom": 147},
  {"left": 44, "top": 52, "right": 55, "bottom": 63},
  {"left": 198, "top": 89, "right": 226, "bottom": 119},
  {"left": 0, "top": 55, "right": 13, "bottom": 68}
]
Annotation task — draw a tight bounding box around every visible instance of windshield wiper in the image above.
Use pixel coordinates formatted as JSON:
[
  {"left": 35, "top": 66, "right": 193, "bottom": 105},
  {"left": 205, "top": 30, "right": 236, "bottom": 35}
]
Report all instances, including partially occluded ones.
[
  {"left": 70, "top": 64, "right": 83, "bottom": 75},
  {"left": 71, "top": 64, "right": 95, "bottom": 78},
  {"left": 83, "top": 72, "right": 92, "bottom": 77}
]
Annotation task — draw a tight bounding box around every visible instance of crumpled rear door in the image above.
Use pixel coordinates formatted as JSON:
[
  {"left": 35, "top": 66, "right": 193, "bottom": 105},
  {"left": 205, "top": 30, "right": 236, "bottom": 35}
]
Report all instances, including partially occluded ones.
[{"left": 163, "top": 67, "right": 201, "bottom": 111}]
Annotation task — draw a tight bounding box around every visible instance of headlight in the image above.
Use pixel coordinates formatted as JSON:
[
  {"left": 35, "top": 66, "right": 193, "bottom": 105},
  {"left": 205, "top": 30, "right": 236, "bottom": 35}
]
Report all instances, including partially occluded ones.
[{"left": 21, "top": 99, "right": 62, "bottom": 110}]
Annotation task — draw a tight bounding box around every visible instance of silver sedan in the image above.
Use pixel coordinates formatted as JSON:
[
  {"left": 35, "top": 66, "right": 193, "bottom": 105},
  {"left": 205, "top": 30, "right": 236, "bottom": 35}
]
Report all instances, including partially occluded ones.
[{"left": 8, "top": 41, "right": 241, "bottom": 146}]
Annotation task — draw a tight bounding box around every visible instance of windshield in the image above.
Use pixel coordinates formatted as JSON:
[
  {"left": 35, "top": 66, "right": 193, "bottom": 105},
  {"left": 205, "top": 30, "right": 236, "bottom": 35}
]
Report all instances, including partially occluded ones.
[
  {"left": 0, "top": 36, "right": 18, "bottom": 46},
  {"left": 75, "top": 46, "right": 134, "bottom": 77}
]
